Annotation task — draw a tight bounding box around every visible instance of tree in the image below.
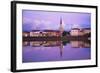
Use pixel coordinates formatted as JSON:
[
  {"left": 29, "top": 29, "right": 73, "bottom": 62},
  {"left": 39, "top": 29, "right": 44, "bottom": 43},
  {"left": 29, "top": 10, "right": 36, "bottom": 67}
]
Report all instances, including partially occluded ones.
[{"left": 62, "top": 31, "right": 67, "bottom": 36}]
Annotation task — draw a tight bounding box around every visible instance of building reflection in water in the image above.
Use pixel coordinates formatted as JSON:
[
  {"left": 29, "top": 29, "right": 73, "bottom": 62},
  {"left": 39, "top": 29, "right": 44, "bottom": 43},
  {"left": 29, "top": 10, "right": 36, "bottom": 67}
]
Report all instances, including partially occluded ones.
[
  {"left": 70, "top": 40, "right": 90, "bottom": 48},
  {"left": 23, "top": 40, "right": 90, "bottom": 58}
]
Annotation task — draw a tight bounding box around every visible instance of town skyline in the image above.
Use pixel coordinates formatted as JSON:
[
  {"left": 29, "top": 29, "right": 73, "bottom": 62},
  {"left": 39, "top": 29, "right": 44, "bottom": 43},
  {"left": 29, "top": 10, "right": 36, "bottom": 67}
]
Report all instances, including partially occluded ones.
[{"left": 22, "top": 10, "right": 91, "bottom": 32}]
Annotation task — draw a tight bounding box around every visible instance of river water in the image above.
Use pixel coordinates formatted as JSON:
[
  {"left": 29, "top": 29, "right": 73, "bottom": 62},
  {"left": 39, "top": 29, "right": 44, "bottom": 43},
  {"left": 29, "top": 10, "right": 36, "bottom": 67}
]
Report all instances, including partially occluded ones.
[{"left": 22, "top": 40, "right": 91, "bottom": 63}]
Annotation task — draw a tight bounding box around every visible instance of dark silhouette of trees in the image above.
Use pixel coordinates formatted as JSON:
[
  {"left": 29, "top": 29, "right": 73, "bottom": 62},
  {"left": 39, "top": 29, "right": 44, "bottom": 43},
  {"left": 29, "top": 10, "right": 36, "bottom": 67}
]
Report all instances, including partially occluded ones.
[{"left": 62, "top": 31, "right": 70, "bottom": 36}]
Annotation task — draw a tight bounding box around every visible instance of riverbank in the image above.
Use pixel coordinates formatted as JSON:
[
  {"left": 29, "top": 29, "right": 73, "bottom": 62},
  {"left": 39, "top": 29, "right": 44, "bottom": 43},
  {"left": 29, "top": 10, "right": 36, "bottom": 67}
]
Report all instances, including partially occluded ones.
[{"left": 23, "top": 36, "right": 90, "bottom": 41}]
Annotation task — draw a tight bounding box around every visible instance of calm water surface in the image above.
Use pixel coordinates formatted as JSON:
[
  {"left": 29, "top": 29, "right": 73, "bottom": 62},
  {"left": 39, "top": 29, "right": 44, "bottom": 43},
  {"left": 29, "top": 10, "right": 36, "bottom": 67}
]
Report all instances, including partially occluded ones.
[{"left": 22, "top": 40, "right": 91, "bottom": 63}]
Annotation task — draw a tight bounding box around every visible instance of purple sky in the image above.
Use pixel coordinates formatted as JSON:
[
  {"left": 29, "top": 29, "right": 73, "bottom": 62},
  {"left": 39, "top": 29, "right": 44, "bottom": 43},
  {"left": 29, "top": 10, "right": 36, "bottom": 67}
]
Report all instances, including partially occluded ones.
[{"left": 22, "top": 10, "right": 91, "bottom": 31}]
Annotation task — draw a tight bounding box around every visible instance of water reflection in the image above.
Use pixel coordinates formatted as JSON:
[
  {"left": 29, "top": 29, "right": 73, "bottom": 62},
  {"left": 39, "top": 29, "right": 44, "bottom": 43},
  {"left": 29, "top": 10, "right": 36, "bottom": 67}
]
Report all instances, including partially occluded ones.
[
  {"left": 22, "top": 40, "right": 91, "bottom": 63},
  {"left": 23, "top": 40, "right": 90, "bottom": 48}
]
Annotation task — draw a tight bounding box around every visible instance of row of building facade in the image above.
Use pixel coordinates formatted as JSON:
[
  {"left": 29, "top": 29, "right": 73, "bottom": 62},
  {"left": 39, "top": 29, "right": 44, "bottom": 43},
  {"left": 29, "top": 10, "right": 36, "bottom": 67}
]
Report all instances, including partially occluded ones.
[
  {"left": 23, "top": 30, "right": 61, "bottom": 37},
  {"left": 23, "top": 28, "right": 90, "bottom": 37}
]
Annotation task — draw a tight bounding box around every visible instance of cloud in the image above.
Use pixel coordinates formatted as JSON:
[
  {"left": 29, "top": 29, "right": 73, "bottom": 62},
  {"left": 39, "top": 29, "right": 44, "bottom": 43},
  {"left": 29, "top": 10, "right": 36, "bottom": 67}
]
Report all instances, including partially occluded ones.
[
  {"left": 23, "top": 17, "right": 33, "bottom": 25},
  {"left": 72, "top": 24, "right": 81, "bottom": 28},
  {"left": 30, "top": 19, "right": 53, "bottom": 30},
  {"left": 34, "top": 19, "right": 52, "bottom": 25}
]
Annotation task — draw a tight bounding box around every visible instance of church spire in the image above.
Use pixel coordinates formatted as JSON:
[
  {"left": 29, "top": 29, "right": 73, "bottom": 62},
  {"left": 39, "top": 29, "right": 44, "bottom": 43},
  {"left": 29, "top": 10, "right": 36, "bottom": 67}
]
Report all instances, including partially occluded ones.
[
  {"left": 60, "top": 17, "right": 62, "bottom": 25},
  {"left": 59, "top": 17, "right": 64, "bottom": 37}
]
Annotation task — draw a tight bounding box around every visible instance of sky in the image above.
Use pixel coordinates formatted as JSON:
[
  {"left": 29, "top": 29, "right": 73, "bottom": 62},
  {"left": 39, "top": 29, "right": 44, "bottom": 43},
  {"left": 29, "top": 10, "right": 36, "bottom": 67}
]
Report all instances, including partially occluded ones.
[{"left": 22, "top": 10, "right": 91, "bottom": 31}]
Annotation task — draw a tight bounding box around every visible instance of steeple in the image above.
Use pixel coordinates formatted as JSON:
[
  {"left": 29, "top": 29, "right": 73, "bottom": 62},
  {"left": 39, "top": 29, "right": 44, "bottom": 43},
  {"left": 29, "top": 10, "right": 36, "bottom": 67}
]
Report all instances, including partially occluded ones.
[
  {"left": 59, "top": 17, "right": 64, "bottom": 36},
  {"left": 60, "top": 17, "right": 62, "bottom": 25}
]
